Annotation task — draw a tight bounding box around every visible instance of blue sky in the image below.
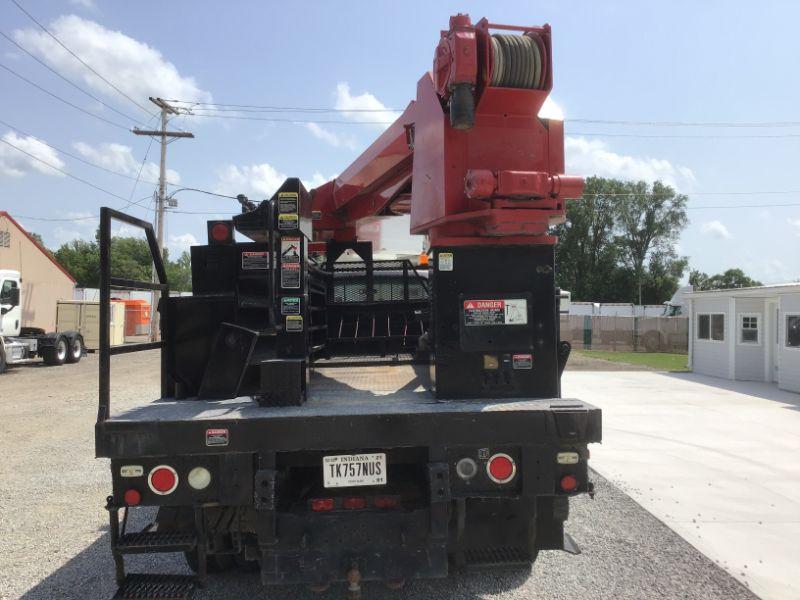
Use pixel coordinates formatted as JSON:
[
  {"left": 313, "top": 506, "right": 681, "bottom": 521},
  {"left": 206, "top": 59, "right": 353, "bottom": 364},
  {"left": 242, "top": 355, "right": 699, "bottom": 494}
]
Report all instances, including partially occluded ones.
[{"left": 1, "top": 0, "right": 798, "bottom": 283}]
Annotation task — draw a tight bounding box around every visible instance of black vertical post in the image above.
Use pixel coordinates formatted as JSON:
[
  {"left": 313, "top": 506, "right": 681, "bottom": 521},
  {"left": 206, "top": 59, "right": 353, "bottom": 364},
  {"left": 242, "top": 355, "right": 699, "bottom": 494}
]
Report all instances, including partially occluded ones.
[{"left": 98, "top": 208, "right": 111, "bottom": 422}]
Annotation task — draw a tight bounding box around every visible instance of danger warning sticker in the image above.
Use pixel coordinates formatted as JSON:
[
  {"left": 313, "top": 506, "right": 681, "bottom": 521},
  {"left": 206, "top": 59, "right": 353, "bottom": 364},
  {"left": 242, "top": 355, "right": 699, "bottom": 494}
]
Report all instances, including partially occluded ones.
[
  {"left": 513, "top": 353, "right": 533, "bottom": 369},
  {"left": 206, "top": 428, "right": 229, "bottom": 447},
  {"left": 463, "top": 299, "right": 528, "bottom": 326},
  {"left": 241, "top": 251, "right": 269, "bottom": 270}
]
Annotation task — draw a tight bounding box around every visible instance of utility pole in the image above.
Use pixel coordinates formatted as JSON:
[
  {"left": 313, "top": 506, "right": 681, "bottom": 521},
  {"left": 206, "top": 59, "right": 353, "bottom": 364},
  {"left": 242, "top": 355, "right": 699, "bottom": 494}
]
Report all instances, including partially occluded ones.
[{"left": 133, "top": 97, "right": 194, "bottom": 341}]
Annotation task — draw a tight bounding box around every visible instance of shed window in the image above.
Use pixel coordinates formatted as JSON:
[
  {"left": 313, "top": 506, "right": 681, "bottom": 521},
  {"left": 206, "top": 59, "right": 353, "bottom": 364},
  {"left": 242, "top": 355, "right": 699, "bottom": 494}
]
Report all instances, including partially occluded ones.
[
  {"left": 787, "top": 315, "right": 800, "bottom": 348},
  {"left": 697, "top": 313, "right": 724, "bottom": 341},
  {"left": 739, "top": 315, "right": 759, "bottom": 344}
]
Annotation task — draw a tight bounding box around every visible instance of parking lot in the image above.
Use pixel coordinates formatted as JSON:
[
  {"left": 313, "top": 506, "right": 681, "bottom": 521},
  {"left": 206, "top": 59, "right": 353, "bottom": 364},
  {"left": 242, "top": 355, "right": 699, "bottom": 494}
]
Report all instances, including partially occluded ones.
[{"left": 0, "top": 352, "right": 756, "bottom": 600}]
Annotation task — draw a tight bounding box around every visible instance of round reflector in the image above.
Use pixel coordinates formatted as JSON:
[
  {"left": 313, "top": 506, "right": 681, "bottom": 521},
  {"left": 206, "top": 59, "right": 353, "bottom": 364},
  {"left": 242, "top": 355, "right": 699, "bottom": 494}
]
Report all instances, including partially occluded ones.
[
  {"left": 486, "top": 453, "right": 516, "bottom": 484},
  {"left": 123, "top": 488, "right": 141, "bottom": 506},
  {"left": 148, "top": 465, "right": 178, "bottom": 495},
  {"left": 187, "top": 466, "right": 212, "bottom": 490},
  {"left": 455, "top": 457, "right": 478, "bottom": 480},
  {"left": 560, "top": 474, "right": 578, "bottom": 492},
  {"left": 211, "top": 222, "right": 230, "bottom": 242}
]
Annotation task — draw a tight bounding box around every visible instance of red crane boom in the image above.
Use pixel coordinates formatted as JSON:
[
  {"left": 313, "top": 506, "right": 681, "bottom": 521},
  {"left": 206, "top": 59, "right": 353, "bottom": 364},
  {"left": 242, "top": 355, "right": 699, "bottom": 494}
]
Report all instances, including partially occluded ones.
[{"left": 311, "top": 13, "right": 584, "bottom": 248}]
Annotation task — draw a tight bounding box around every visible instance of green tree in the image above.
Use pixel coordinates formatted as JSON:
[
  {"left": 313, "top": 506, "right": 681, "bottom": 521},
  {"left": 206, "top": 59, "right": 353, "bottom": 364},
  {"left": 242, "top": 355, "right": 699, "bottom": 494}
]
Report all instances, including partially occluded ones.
[
  {"left": 641, "top": 251, "right": 688, "bottom": 304},
  {"left": 615, "top": 180, "right": 688, "bottom": 305},
  {"left": 53, "top": 239, "right": 99, "bottom": 287},
  {"left": 555, "top": 177, "right": 689, "bottom": 304},
  {"left": 52, "top": 235, "right": 192, "bottom": 291},
  {"left": 164, "top": 249, "right": 192, "bottom": 292},
  {"left": 689, "top": 268, "right": 762, "bottom": 291},
  {"left": 554, "top": 177, "right": 623, "bottom": 301}
]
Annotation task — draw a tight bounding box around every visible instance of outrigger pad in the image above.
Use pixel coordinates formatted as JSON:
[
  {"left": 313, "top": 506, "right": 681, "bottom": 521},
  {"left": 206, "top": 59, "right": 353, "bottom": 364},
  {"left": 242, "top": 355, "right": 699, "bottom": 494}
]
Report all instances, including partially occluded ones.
[{"left": 198, "top": 323, "right": 258, "bottom": 400}]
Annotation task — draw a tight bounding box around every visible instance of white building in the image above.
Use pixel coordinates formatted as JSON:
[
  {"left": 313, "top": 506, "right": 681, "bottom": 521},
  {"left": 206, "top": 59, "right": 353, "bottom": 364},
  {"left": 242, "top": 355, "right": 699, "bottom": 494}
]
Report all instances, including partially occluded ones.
[{"left": 686, "top": 283, "right": 800, "bottom": 393}]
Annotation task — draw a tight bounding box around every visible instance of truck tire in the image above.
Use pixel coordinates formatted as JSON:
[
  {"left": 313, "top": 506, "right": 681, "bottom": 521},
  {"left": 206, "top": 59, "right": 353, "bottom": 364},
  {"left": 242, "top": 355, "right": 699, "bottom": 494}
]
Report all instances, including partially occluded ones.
[
  {"left": 0, "top": 346, "right": 6, "bottom": 373},
  {"left": 43, "top": 336, "right": 68, "bottom": 366},
  {"left": 66, "top": 335, "right": 84, "bottom": 364}
]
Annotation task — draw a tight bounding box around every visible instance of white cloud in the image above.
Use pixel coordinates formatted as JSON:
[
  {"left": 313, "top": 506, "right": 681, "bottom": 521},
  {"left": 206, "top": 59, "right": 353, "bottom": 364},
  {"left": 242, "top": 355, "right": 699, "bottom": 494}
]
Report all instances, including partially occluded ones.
[
  {"left": 788, "top": 217, "right": 800, "bottom": 237},
  {"left": 13, "top": 15, "right": 211, "bottom": 105},
  {"left": 304, "top": 172, "right": 332, "bottom": 190},
  {"left": 0, "top": 131, "right": 65, "bottom": 177},
  {"left": 565, "top": 136, "right": 696, "bottom": 190},
  {"left": 216, "top": 163, "right": 335, "bottom": 199},
  {"left": 743, "top": 257, "right": 796, "bottom": 284},
  {"left": 305, "top": 122, "right": 358, "bottom": 150},
  {"left": 73, "top": 141, "right": 180, "bottom": 184},
  {"left": 167, "top": 232, "right": 198, "bottom": 256},
  {"left": 52, "top": 211, "right": 98, "bottom": 244},
  {"left": 700, "top": 220, "right": 732, "bottom": 240},
  {"left": 538, "top": 97, "right": 564, "bottom": 120},
  {"left": 216, "top": 163, "right": 287, "bottom": 199},
  {"left": 69, "top": 0, "right": 96, "bottom": 9},
  {"left": 334, "top": 82, "right": 400, "bottom": 128}
]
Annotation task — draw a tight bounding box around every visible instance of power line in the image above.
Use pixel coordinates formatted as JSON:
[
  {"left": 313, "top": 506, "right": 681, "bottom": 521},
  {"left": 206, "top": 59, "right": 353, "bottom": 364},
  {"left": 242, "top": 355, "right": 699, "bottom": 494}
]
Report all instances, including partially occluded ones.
[
  {"left": 568, "top": 131, "right": 800, "bottom": 139},
  {"left": 1, "top": 134, "right": 130, "bottom": 201},
  {"left": 0, "top": 30, "right": 145, "bottom": 125},
  {"left": 0, "top": 116, "right": 159, "bottom": 183},
  {"left": 9, "top": 0, "right": 156, "bottom": 118},
  {"left": 0, "top": 60, "right": 130, "bottom": 130},
  {"left": 568, "top": 118, "right": 800, "bottom": 128},
  {"left": 11, "top": 194, "right": 154, "bottom": 223},
  {"left": 189, "top": 113, "right": 394, "bottom": 125},
  {"left": 168, "top": 100, "right": 398, "bottom": 113},
  {"left": 180, "top": 112, "right": 800, "bottom": 138},
  {"left": 127, "top": 137, "right": 154, "bottom": 201},
  {"left": 168, "top": 99, "right": 800, "bottom": 129}
]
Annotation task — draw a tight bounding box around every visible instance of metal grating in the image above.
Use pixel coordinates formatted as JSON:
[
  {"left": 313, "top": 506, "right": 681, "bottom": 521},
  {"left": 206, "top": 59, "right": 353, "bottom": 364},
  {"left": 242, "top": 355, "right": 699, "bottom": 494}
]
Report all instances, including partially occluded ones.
[
  {"left": 116, "top": 530, "right": 196, "bottom": 553},
  {"left": 330, "top": 260, "right": 429, "bottom": 304},
  {"left": 113, "top": 573, "right": 195, "bottom": 600},
  {"left": 463, "top": 546, "right": 531, "bottom": 566}
]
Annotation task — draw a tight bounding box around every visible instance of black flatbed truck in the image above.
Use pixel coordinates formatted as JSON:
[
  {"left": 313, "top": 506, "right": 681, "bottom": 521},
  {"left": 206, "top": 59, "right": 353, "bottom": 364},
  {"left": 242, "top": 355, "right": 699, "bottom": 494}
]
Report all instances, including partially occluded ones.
[{"left": 96, "top": 202, "right": 601, "bottom": 600}]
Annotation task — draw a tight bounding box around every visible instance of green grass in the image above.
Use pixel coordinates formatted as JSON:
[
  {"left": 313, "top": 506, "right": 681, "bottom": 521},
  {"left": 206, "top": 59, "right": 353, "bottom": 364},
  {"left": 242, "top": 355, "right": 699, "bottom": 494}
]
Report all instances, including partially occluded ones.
[{"left": 575, "top": 350, "right": 690, "bottom": 372}]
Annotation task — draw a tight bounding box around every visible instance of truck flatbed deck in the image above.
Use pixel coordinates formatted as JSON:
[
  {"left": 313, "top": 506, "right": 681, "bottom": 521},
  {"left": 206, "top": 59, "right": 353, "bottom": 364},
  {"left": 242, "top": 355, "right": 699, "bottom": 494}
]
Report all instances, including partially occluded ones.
[{"left": 97, "top": 364, "right": 600, "bottom": 458}]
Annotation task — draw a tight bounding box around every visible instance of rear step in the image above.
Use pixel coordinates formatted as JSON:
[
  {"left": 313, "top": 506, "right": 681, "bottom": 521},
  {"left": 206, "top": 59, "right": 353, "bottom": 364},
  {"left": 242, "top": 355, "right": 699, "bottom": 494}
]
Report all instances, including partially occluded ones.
[
  {"left": 116, "top": 530, "right": 197, "bottom": 554},
  {"left": 113, "top": 574, "right": 195, "bottom": 600},
  {"left": 463, "top": 546, "right": 532, "bottom": 567}
]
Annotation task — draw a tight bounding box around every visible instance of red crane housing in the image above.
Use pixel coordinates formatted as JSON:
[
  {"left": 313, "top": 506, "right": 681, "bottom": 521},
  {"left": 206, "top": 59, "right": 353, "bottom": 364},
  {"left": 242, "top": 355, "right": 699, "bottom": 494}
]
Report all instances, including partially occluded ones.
[{"left": 311, "top": 14, "right": 584, "bottom": 248}]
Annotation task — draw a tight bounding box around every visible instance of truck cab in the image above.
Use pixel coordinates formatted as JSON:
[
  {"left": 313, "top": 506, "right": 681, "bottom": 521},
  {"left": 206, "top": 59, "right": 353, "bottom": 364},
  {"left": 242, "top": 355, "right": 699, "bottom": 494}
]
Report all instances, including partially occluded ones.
[
  {"left": 0, "top": 269, "right": 84, "bottom": 372},
  {"left": 0, "top": 269, "right": 22, "bottom": 337}
]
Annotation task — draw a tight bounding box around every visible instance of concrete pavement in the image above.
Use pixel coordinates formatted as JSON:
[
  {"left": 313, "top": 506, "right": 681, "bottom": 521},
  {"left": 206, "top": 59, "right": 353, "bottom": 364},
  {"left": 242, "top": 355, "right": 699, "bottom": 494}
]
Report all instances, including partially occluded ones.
[{"left": 563, "top": 370, "right": 800, "bottom": 600}]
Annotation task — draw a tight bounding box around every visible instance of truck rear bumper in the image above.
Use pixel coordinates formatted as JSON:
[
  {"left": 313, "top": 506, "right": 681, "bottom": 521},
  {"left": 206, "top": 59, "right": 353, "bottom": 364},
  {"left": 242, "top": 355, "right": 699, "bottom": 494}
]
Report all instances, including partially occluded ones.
[{"left": 260, "top": 509, "right": 447, "bottom": 584}]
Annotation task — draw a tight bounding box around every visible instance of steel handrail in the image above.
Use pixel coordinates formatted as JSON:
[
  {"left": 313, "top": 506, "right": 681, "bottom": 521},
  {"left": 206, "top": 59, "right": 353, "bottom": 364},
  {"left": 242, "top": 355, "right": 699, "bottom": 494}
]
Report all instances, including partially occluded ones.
[{"left": 97, "top": 207, "right": 169, "bottom": 424}]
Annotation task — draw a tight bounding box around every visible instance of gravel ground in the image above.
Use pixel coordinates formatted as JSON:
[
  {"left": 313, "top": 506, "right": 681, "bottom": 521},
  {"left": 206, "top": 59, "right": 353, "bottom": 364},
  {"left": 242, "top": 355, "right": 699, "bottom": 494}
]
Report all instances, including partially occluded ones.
[{"left": 0, "top": 352, "right": 755, "bottom": 600}]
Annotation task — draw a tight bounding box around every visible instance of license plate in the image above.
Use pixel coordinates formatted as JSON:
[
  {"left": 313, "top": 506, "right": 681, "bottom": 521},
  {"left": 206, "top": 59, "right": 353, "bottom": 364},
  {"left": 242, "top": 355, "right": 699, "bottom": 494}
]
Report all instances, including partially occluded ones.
[{"left": 323, "top": 453, "right": 387, "bottom": 488}]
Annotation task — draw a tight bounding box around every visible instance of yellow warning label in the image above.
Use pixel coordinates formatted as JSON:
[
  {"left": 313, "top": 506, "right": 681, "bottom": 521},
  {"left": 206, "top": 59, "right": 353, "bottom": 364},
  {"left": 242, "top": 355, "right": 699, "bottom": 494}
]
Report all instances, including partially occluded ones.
[
  {"left": 278, "top": 213, "right": 299, "bottom": 230},
  {"left": 285, "top": 315, "right": 303, "bottom": 332}
]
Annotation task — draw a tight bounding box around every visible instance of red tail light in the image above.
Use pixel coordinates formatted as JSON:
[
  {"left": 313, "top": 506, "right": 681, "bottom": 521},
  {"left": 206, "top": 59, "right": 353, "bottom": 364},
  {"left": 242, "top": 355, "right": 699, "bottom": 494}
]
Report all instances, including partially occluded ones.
[
  {"left": 123, "top": 488, "right": 141, "bottom": 506},
  {"left": 374, "top": 496, "right": 399, "bottom": 509},
  {"left": 342, "top": 496, "right": 366, "bottom": 510},
  {"left": 560, "top": 474, "right": 578, "bottom": 492},
  {"left": 207, "top": 220, "right": 234, "bottom": 244},
  {"left": 486, "top": 453, "right": 516, "bottom": 484},
  {"left": 311, "top": 498, "right": 334, "bottom": 512},
  {"left": 148, "top": 465, "right": 178, "bottom": 495}
]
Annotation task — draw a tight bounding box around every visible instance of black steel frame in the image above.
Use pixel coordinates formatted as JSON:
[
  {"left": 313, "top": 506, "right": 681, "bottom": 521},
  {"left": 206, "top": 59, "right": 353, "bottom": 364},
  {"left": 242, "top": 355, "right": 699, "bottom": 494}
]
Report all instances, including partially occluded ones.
[{"left": 97, "top": 207, "right": 169, "bottom": 423}]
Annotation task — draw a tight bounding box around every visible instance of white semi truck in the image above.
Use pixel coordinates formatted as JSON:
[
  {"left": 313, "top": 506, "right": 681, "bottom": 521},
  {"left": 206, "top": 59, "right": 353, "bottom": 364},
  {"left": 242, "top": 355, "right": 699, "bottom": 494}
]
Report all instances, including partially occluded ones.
[{"left": 0, "top": 269, "right": 84, "bottom": 373}]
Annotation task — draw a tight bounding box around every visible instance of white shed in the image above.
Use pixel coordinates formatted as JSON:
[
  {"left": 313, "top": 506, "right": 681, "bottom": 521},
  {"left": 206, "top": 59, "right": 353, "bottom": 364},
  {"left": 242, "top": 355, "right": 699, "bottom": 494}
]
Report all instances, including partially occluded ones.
[{"left": 686, "top": 283, "right": 800, "bottom": 393}]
